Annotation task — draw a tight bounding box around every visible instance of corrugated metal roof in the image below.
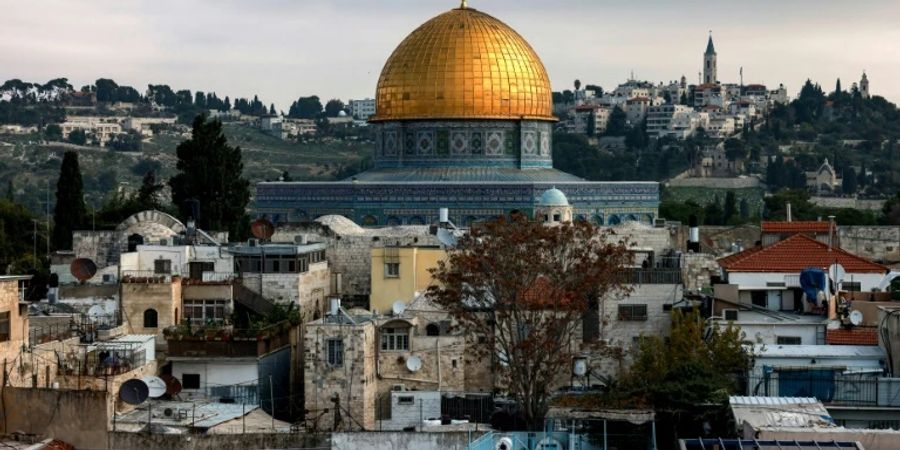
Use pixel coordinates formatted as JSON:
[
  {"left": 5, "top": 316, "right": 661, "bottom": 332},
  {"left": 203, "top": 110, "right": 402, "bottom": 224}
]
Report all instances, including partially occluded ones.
[
  {"left": 730, "top": 396, "right": 820, "bottom": 406},
  {"left": 754, "top": 344, "right": 885, "bottom": 359}
]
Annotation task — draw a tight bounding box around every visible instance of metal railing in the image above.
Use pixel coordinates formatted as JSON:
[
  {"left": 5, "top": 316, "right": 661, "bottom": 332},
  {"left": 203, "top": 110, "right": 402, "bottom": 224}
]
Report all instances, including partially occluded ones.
[
  {"left": 201, "top": 271, "right": 235, "bottom": 283},
  {"left": 618, "top": 268, "right": 683, "bottom": 285},
  {"left": 120, "top": 270, "right": 173, "bottom": 283},
  {"left": 745, "top": 374, "right": 900, "bottom": 407}
]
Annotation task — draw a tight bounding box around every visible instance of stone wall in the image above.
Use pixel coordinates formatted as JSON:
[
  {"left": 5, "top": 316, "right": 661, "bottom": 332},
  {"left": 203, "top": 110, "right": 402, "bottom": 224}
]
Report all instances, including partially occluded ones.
[
  {"left": 109, "top": 432, "right": 329, "bottom": 450},
  {"left": 682, "top": 253, "right": 721, "bottom": 292},
  {"left": 0, "top": 387, "right": 109, "bottom": 450},
  {"left": 811, "top": 196, "right": 885, "bottom": 211},
  {"left": 304, "top": 321, "right": 377, "bottom": 431},
  {"left": 840, "top": 225, "right": 900, "bottom": 264},
  {"left": 331, "top": 431, "right": 476, "bottom": 450}
]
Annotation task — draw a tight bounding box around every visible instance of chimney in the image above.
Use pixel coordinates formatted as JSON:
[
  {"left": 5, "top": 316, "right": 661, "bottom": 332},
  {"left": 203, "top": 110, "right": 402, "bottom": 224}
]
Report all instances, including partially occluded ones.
[
  {"left": 329, "top": 298, "right": 341, "bottom": 316},
  {"left": 828, "top": 215, "right": 836, "bottom": 251},
  {"left": 786, "top": 202, "right": 792, "bottom": 222},
  {"left": 687, "top": 215, "right": 700, "bottom": 253}
]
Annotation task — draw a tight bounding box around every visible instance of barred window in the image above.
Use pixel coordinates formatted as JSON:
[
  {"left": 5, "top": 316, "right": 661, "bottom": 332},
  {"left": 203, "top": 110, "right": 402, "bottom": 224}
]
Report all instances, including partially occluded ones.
[
  {"left": 380, "top": 326, "right": 409, "bottom": 351},
  {"left": 618, "top": 304, "right": 648, "bottom": 321},
  {"left": 385, "top": 263, "right": 400, "bottom": 278},
  {"left": 327, "top": 339, "right": 344, "bottom": 366}
]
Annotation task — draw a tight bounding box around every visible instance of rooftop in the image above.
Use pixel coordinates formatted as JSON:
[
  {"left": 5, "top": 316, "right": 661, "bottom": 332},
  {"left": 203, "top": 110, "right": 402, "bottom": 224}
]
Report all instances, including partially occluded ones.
[
  {"left": 729, "top": 396, "right": 834, "bottom": 430},
  {"left": 718, "top": 234, "right": 887, "bottom": 273},
  {"left": 753, "top": 344, "right": 885, "bottom": 359},
  {"left": 761, "top": 221, "right": 835, "bottom": 234}
]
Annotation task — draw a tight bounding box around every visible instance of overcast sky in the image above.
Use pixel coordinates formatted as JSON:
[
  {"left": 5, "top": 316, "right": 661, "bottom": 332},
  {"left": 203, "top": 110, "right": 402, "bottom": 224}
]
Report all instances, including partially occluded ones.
[{"left": 3, "top": 0, "right": 899, "bottom": 110}]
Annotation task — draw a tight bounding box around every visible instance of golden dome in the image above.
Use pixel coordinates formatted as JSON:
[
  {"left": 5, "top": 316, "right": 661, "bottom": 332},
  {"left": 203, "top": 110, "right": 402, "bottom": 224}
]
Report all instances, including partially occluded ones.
[{"left": 370, "top": 6, "right": 555, "bottom": 122}]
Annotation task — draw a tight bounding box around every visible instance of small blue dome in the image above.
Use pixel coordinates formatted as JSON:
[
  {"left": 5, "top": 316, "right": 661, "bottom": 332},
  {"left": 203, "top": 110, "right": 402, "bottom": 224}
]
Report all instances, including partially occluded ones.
[{"left": 539, "top": 188, "right": 569, "bottom": 207}]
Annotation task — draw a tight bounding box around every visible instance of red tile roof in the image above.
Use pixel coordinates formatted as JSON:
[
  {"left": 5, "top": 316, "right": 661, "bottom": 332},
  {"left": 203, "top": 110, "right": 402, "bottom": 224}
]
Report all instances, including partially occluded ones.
[
  {"left": 826, "top": 328, "right": 878, "bottom": 346},
  {"left": 718, "top": 234, "right": 887, "bottom": 273},
  {"left": 762, "top": 221, "right": 834, "bottom": 234}
]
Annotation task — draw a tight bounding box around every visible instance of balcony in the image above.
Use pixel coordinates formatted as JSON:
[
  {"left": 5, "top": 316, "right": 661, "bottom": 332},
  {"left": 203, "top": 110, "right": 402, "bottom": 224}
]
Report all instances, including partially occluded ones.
[
  {"left": 120, "top": 270, "right": 174, "bottom": 284},
  {"left": 745, "top": 373, "right": 900, "bottom": 407},
  {"left": 617, "top": 268, "right": 683, "bottom": 285},
  {"left": 164, "top": 321, "right": 292, "bottom": 358}
]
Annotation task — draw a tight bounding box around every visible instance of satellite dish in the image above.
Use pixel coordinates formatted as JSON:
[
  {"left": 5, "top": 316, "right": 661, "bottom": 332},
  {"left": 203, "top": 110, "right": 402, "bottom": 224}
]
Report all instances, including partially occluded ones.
[
  {"left": 392, "top": 301, "right": 406, "bottom": 316},
  {"left": 436, "top": 228, "right": 458, "bottom": 248},
  {"left": 87, "top": 305, "right": 105, "bottom": 320},
  {"left": 251, "top": 218, "right": 275, "bottom": 241},
  {"left": 119, "top": 379, "right": 150, "bottom": 405},
  {"left": 829, "top": 263, "right": 847, "bottom": 285},
  {"left": 142, "top": 376, "right": 167, "bottom": 398},
  {"left": 406, "top": 355, "right": 422, "bottom": 372},
  {"left": 161, "top": 374, "right": 183, "bottom": 397},
  {"left": 849, "top": 310, "right": 864, "bottom": 326},
  {"left": 572, "top": 357, "right": 587, "bottom": 377},
  {"left": 70, "top": 258, "right": 98, "bottom": 283}
]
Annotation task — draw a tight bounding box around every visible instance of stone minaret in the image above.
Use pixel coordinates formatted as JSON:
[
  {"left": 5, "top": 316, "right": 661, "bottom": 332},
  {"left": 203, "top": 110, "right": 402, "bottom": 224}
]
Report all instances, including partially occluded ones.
[
  {"left": 860, "top": 72, "right": 870, "bottom": 99},
  {"left": 703, "top": 34, "right": 717, "bottom": 85}
]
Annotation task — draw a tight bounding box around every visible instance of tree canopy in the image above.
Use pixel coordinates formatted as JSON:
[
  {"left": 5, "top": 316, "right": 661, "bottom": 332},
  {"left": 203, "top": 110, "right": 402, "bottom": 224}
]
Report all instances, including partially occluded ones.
[
  {"left": 427, "top": 214, "right": 633, "bottom": 429},
  {"left": 52, "top": 151, "right": 87, "bottom": 250},
  {"left": 169, "top": 115, "right": 250, "bottom": 239}
]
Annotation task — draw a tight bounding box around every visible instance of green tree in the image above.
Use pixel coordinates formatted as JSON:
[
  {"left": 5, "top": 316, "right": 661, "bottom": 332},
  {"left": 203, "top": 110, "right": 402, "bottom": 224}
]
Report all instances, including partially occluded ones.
[
  {"left": 67, "top": 129, "right": 87, "bottom": 146},
  {"left": 724, "top": 138, "right": 746, "bottom": 161},
  {"left": 324, "top": 99, "right": 345, "bottom": 117},
  {"left": 288, "top": 96, "right": 323, "bottom": 119},
  {"left": 137, "top": 170, "right": 163, "bottom": 210},
  {"left": 723, "top": 191, "right": 737, "bottom": 223},
  {"left": 44, "top": 124, "right": 62, "bottom": 141},
  {"left": 169, "top": 114, "right": 250, "bottom": 239},
  {"left": 603, "top": 106, "right": 627, "bottom": 136},
  {"left": 842, "top": 167, "right": 858, "bottom": 194},
  {"left": 619, "top": 308, "right": 751, "bottom": 410},
  {"left": 52, "top": 151, "right": 87, "bottom": 250},
  {"left": 5, "top": 180, "right": 12, "bottom": 202}
]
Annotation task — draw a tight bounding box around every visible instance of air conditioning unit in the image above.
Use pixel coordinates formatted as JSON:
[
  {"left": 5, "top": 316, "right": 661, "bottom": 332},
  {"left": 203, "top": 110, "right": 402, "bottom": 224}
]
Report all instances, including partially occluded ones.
[{"left": 724, "top": 309, "right": 739, "bottom": 321}]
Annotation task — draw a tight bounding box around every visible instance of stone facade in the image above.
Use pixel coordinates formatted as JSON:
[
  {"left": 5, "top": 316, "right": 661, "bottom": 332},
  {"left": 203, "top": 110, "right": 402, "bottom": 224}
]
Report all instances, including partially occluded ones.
[
  {"left": 240, "top": 261, "right": 330, "bottom": 312},
  {"left": 0, "top": 277, "right": 29, "bottom": 386},
  {"left": 682, "top": 253, "right": 722, "bottom": 292},
  {"left": 120, "top": 278, "right": 182, "bottom": 345},
  {"left": 304, "top": 318, "right": 377, "bottom": 431},
  {"left": 585, "top": 283, "right": 683, "bottom": 378},
  {"left": 303, "top": 296, "right": 493, "bottom": 431},
  {"left": 840, "top": 226, "right": 900, "bottom": 264}
]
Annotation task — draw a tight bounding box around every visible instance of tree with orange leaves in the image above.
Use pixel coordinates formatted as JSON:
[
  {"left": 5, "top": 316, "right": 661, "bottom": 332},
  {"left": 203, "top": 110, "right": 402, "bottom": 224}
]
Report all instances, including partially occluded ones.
[{"left": 427, "top": 214, "right": 633, "bottom": 429}]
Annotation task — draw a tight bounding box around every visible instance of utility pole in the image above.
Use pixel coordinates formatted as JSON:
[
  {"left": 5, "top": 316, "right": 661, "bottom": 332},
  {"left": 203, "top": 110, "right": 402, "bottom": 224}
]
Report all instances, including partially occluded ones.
[{"left": 46, "top": 180, "right": 50, "bottom": 258}]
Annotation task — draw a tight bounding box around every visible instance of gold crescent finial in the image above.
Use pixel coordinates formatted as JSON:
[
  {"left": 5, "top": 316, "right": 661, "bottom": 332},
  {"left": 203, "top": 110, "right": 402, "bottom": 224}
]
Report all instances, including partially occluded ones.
[{"left": 461, "top": 0, "right": 468, "bottom": 8}]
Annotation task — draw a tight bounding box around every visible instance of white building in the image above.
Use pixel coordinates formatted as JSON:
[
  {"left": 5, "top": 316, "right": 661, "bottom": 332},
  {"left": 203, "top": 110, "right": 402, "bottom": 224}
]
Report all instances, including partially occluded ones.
[
  {"left": 349, "top": 98, "right": 377, "bottom": 120},
  {"left": 60, "top": 116, "right": 124, "bottom": 145},
  {"left": 717, "top": 234, "right": 890, "bottom": 311},
  {"left": 122, "top": 117, "right": 177, "bottom": 137}
]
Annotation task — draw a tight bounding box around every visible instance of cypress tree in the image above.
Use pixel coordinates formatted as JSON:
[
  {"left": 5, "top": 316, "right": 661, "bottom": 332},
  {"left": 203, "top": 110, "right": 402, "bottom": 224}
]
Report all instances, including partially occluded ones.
[
  {"left": 52, "top": 151, "right": 87, "bottom": 250},
  {"left": 169, "top": 114, "right": 250, "bottom": 240}
]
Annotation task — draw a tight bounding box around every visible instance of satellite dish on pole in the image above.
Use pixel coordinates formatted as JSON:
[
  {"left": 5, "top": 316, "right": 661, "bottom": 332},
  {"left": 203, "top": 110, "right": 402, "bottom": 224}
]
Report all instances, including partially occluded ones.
[
  {"left": 119, "top": 379, "right": 150, "bottom": 405},
  {"left": 70, "top": 258, "right": 98, "bottom": 284},
  {"left": 406, "top": 355, "right": 422, "bottom": 372},
  {"left": 392, "top": 301, "right": 406, "bottom": 316},
  {"left": 142, "top": 376, "right": 167, "bottom": 398},
  {"left": 829, "top": 263, "right": 846, "bottom": 285},
  {"left": 251, "top": 218, "right": 275, "bottom": 241},
  {"left": 849, "top": 310, "right": 864, "bottom": 327},
  {"left": 573, "top": 357, "right": 587, "bottom": 377}
]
